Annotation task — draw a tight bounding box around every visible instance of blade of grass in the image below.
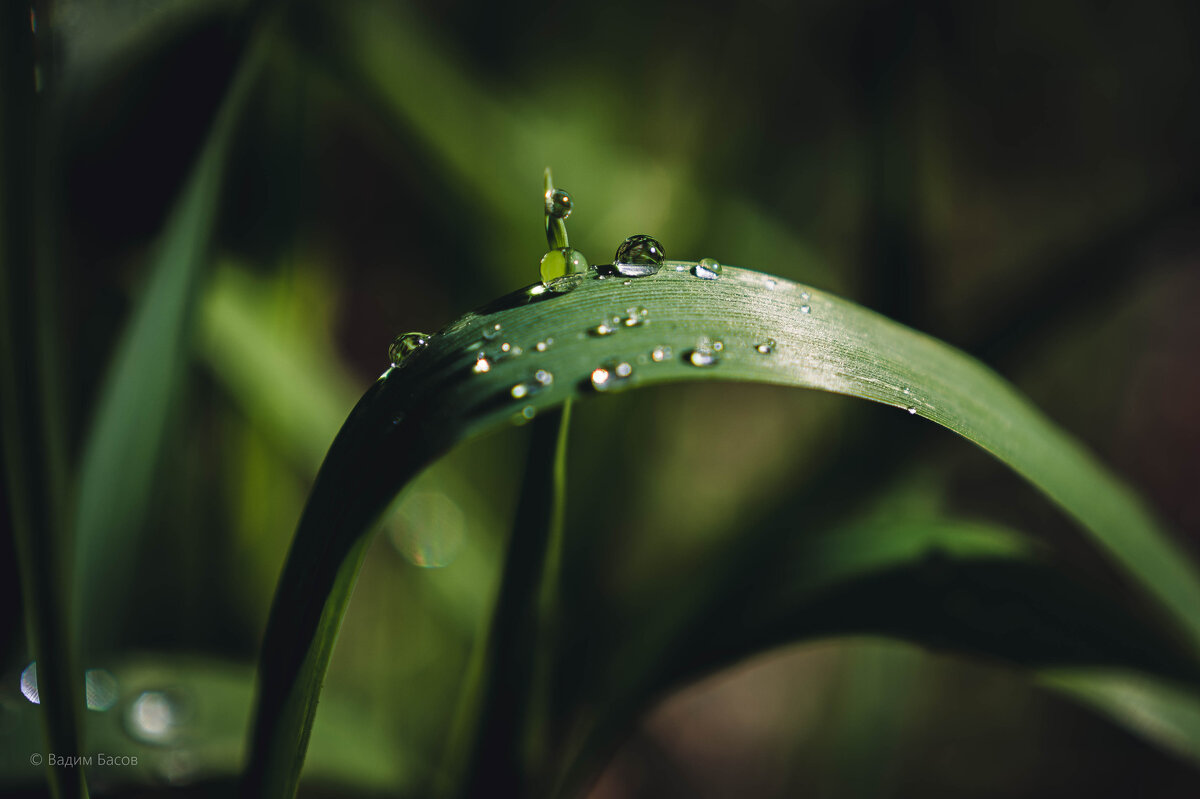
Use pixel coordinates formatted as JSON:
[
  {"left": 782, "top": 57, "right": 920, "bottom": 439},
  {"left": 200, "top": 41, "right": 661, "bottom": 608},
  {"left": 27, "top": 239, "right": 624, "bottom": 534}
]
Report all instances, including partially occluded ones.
[
  {"left": 70, "top": 19, "right": 271, "bottom": 657},
  {"left": 1, "top": 7, "right": 87, "bottom": 797},
  {"left": 247, "top": 260, "right": 1200, "bottom": 798}
]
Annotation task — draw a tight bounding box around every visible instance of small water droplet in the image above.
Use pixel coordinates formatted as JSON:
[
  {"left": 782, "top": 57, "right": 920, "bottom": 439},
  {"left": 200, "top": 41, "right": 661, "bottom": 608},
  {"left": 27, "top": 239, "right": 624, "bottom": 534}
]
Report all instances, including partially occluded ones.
[
  {"left": 693, "top": 258, "right": 722, "bottom": 279},
  {"left": 590, "top": 367, "right": 612, "bottom": 390},
  {"left": 687, "top": 337, "right": 721, "bottom": 367},
  {"left": 590, "top": 362, "right": 634, "bottom": 392},
  {"left": 126, "top": 690, "right": 186, "bottom": 744},
  {"left": 800, "top": 291, "right": 810, "bottom": 301},
  {"left": 590, "top": 321, "right": 619, "bottom": 337},
  {"left": 473, "top": 352, "right": 491, "bottom": 373},
  {"left": 651, "top": 345, "right": 673, "bottom": 362},
  {"left": 907, "top": 407, "right": 917, "bottom": 415},
  {"left": 675, "top": 265, "right": 687, "bottom": 272},
  {"left": 522, "top": 405, "right": 536, "bottom": 420},
  {"left": 20, "top": 662, "right": 38, "bottom": 705},
  {"left": 903, "top": 387, "right": 911, "bottom": 395},
  {"left": 622, "top": 280, "right": 632, "bottom": 286},
  {"left": 540, "top": 247, "right": 589, "bottom": 286},
  {"left": 755, "top": 338, "right": 777, "bottom": 354},
  {"left": 766, "top": 278, "right": 778, "bottom": 290},
  {"left": 535, "top": 369, "right": 553, "bottom": 386},
  {"left": 535, "top": 338, "right": 554, "bottom": 352},
  {"left": 612, "top": 234, "right": 666, "bottom": 277},
  {"left": 800, "top": 304, "right": 811, "bottom": 314},
  {"left": 623, "top": 306, "right": 649, "bottom": 327},
  {"left": 482, "top": 323, "right": 503, "bottom": 341},
  {"left": 388, "top": 332, "right": 430, "bottom": 367},
  {"left": 546, "top": 188, "right": 573, "bottom": 219},
  {"left": 614, "top": 362, "right": 633, "bottom": 378}
]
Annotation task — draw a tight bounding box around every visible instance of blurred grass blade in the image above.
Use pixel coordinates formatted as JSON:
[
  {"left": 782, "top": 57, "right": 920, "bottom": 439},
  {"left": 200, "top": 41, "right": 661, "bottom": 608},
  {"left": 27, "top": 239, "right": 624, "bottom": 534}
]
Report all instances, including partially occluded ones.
[
  {"left": 247, "top": 261, "right": 1200, "bottom": 797},
  {"left": 1, "top": 7, "right": 87, "bottom": 797},
  {"left": 1038, "top": 669, "right": 1200, "bottom": 767},
  {"left": 71, "top": 28, "right": 270, "bottom": 656}
]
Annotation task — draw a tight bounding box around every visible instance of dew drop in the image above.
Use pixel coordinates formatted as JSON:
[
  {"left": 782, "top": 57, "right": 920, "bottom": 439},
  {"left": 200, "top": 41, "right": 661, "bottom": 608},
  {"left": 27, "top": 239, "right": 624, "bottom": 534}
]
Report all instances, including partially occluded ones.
[
  {"left": 907, "top": 406, "right": 917, "bottom": 415},
  {"left": 540, "top": 247, "right": 589, "bottom": 286},
  {"left": 521, "top": 405, "right": 536, "bottom": 420},
  {"left": 546, "top": 188, "right": 573, "bottom": 219},
  {"left": 766, "top": 278, "right": 778, "bottom": 290},
  {"left": 482, "top": 322, "right": 503, "bottom": 341},
  {"left": 590, "top": 321, "right": 619, "bottom": 337},
  {"left": 388, "top": 332, "right": 430, "bottom": 367},
  {"left": 693, "top": 258, "right": 722, "bottom": 279},
  {"left": 755, "top": 338, "right": 777, "bottom": 354},
  {"left": 622, "top": 280, "right": 632, "bottom": 286},
  {"left": 800, "top": 304, "right": 811, "bottom": 314},
  {"left": 591, "top": 362, "right": 634, "bottom": 392},
  {"left": 651, "top": 345, "right": 673, "bottom": 362},
  {"left": 473, "top": 352, "right": 491, "bottom": 373},
  {"left": 614, "top": 362, "right": 633, "bottom": 378},
  {"left": 687, "top": 337, "right": 721, "bottom": 367},
  {"left": 612, "top": 234, "right": 666, "bottom": 277},
  {"left": 623, "top": 306, "right": 649, "bottom": 327},
  {"left": 126, "top": 690, "right": 185, "bottom": 745},
  {"left": 535, "top": 369, "right": 553, "bottom": 386},
  {"left": 801, "top": 291, "right": 811, "bottom": 301},
  {"left": 590, "top": 367, "right": 612, "bottom": 390},
  {"left": 535, "top": 338, "right": 554, "bottom": 352}
]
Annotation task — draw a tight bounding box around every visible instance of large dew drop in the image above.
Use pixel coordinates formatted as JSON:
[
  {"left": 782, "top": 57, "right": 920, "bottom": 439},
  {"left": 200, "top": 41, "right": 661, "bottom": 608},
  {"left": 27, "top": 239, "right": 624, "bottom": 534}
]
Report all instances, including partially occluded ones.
[
  {"left": 612, "top": 235, "right": 666, "bottom": 277},
  {"left": 388, "top": 332, "right": 430, "bottom": 367},
  {"left": 693, "top": 258, "right": 722, "bottom": 280},
  {"left": 540, "top": 247, "right": 589, "bottom": 287},
  {"left": 546, "top": 188, "right": 573, "bottom": 219}
]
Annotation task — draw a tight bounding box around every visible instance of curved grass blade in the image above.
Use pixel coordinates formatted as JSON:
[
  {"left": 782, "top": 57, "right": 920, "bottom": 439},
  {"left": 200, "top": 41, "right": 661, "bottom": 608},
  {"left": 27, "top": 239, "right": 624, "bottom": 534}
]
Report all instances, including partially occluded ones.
[
  {"left": 1, "top": 6, "right": 87, "bottom": 797},
  {"left": 247, "top": 261, "right": 1200, "bottom": 797},
  {"left": 71, "top": 24, "right": 271, "bottom": 657}
]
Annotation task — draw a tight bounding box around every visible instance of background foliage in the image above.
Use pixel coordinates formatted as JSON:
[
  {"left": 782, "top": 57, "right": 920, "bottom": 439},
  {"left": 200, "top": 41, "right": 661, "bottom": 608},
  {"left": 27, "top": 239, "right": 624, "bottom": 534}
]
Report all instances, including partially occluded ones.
[{"left": 3, "top": 0, "right": 1200, "bottom": 796}]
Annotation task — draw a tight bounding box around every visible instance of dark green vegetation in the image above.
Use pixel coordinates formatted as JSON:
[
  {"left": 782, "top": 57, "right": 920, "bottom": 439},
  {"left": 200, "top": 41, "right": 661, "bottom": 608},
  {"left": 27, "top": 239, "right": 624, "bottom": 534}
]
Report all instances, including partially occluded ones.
[{"left": 4, "top": 1, "right": 1200, "bottom": 798}]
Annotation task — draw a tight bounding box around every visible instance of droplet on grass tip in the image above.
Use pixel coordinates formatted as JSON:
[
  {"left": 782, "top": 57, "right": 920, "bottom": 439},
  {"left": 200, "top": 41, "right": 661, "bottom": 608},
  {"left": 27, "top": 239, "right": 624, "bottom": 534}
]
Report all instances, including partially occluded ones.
[{"left": 388, "top": 332, "right": 430, "bottom": 367}]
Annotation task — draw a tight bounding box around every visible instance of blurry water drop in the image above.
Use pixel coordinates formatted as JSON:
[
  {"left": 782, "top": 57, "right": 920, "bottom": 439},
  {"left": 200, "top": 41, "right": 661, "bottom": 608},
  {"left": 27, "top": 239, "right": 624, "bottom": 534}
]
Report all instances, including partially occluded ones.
[
  {"left": 903, "top": 387, "right": 911, "bottom": 395},
  {"left": 590, "top": 321, "right": 618, "bottom": 337},
  {"left": 590, "top": 367, "right": 612, "bottom": 391},
  {"left": 20, "top": 662, "right": 38, "bottom": 704},
  {"left": 511, "top": 383, "right": 532, "bottom": 399},
  {"left": 651, "top": 345, "right": 672, "bottom": 362},
  {"left": 693, "top": 258, "right": 722, "bottom": 279},
  {"left": 85, "top": 669, "right": 118, "bottom": 711},
  {"left": 389, "top": 490, "right": 465, "bottom": 568},
  {"left": 800, "top": 291, "right": 810, "bottom": 301},
  {"left": 540, "top": 247, "right": 588, "bottom": 286},
  {"left": 482, "top": 323, "right": 503, "bottom": 341},
  {"left": 765, "top": 278, "right": 778, "bottom": 290},
  {"left": 590, "top": 362, "right": 633, "bottom": 392},
  {"left": 613, "top": 234, "right": 666, "bottom": 277},
  {"left": 622, "top": 280, "right": 632, "bottom": 286},
  {"left": 388, "top": 332, "right": 430, "bottom": 367},
  {"left": 535, "top": 369, "right": 553, "bottom": 386},
  {"left": 521, "top": 405, "right": 536, "bottom": 420},
  {"left": 614, "top": 362, "right": 633, "bottom": 378},
  {"left": 687, "top": 337, "right": 720, "bottom": 367},
  {"left": 535, "top": 338, "right": 553, "bottom": 352},
  {"left": 755, "top": 338, "right": 777, "bottom": 354},
  {"left": 907, "top": 407, "right": 917, "bottom": 415},
  {"left": 473, "top": 352, "right": 491, "bottom": 374},
  {"left": 623, "top": 306, "right": 649, "bottom": 327},
  {"left": 800, "top": 304, "right": 811, "bottom": 314},
  {"left": 546, "top": 188, "right": 573, "bottom": 219},
  {"left": 127, "top": 691, "right": 184, "bottom": 744}
]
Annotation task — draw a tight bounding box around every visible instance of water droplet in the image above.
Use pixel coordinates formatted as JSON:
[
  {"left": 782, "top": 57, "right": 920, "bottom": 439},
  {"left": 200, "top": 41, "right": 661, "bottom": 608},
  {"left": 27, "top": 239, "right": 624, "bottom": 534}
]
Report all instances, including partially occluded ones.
[
  {"left": 693, "top": 258, "right": 722, "bottom": 280},
  {"left": 473, "top": 352, "right": 491, "bottom": 373},
  {"left": 590, "top": 367, "right": 612, "bottom": 390},
  {"left": 546, "top": 188, "right": 573, "bottom": 219},
  {"left": 903, "top": 387, "right": 911, "bottom": 395},
  {"left": 535, "top": 369, "right": 553, "bottom": 386},
  {"left": 85, "top": 669, "right": 118, "bottom": 712},
  {"left": 482, "top": 322, "right": 503, "bottom": 341},
  {"left": 755, "top": 338, "right": 777, "bottom": 354},
  {"left": 651, "top": 345, "right": 673, "bottom": 362},
  {"left": 20, "top": 662, "right": 38, "bottom": 705},
  {"left": 591, "top": 362, "right": 634, "bottom": 392},
  {"left": 521, "top": 405, "right": 536, "bottom": 420},
  {"left": 535, "top": 338, "right": 554, "bottom": 352},
  {"left": 801, "top": 291, "right": 811, "bottom": 301},
  {"left": 614, "top": 362, "right": 633, "bottom": 378},
  {"left": 766, "top": 278, "right": 778, "bottom": 290},
  {"left": 126, "top": 691, "right": 185, "bottom": 744},
  {"left": 388, "top": 332, "right": 430, "bottom": 367},
  {"left": 590, "top": 321, "right": 619, "bottom": 337},
  {"left": 675, "top": 265, "right": 687, "bottom": 272},
  {"left": 800, "top": 304, "right": 811, "bottom": 314},
  {"left": 540, "top": 247, "right": 589, "bottom": 286},
  {"left": 612, "top": 234, "right": 666, "bottom": 277},
  {"left": 687, "top": 337, "right": 721, "bottom": 367},
  {"left": 623, "top": 306, "right": 649, "bottom": 327},
  {"left": 907, "top": 406, "right": 917, "bottom": 415},
  {"left": 622, "top": 280, "right": 632, "bottom": 286}
]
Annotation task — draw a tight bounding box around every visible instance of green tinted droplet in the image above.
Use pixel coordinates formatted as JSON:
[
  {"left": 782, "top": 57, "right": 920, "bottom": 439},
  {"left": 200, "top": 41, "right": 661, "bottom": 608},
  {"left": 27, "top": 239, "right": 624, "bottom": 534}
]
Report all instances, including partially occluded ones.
[
  {"left": 613, "top": 235, "right": 666, "bottom": 277},
  {"left": 545, "top": 189, "right": 573, "bottom": 219},
  {"left": 540, "top": 247, "right": 589, "bottom": 286},
  {"left": 755, "top": 338, "right": 776, "bottom": 354},
  {"left": 693, "top": 258, "right": 722, "bottom": 279},
  {"left": 388, "top": 332, "right": 430, "bottom": 367}
]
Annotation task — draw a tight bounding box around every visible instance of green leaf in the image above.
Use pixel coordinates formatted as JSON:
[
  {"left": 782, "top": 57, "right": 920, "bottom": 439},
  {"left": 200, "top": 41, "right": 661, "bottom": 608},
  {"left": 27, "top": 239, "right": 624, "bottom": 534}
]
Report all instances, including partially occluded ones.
[
  {"left": 70, "top": 23, "right": 270, "bottom": 657},
  {"left": 246, "top": 262, "right": 1200, "bottom": 797}
]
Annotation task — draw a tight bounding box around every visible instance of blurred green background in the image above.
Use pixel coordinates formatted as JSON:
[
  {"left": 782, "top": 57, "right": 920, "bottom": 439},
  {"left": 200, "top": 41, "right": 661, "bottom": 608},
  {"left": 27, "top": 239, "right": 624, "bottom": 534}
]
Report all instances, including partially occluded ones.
[{"left": 3, "top": 0, "right": 1200, "bottom": 796}]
